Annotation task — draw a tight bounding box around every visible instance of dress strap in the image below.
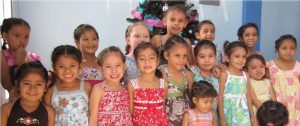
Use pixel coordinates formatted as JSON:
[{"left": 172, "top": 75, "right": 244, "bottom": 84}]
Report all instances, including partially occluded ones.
[
  {"left": 159, "top": 79, "right": 165, "bottom": 88},
  {"left": 130, "top": 79, "right": 139, "bottom": 89},
  {"left": 164, "top": 67, "right": 171, "bottom": 78},
  {"left": 80, "top": 80, "right": 84, "bottom": 91}
]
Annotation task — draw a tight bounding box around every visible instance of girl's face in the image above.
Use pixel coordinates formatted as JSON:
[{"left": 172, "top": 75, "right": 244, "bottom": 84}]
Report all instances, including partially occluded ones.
[
  {"left": 225, "top": 47, "right": 247, "bottom": 71},
  {"left": 193, "top": 97, "right": 214, "bottom": 113},
  {"left": 136, "top": 48, "right": 159, "bottom": 74},
  {"left": 277, "top": 39, "right": 296, "bottom": 61},
  {"left": 196, "top": 24, "right": 215, "bottom": 42},
  {"left": 53, "top": 55, "right": 81, "bottom": 83},
  {"left": 196, "top": 46, "right": 216, "bottom": 72},
  {"left": 241, "top": 27, "right": 258, "bottom": 48},
  {"left": 247, "top": 59, "right": 265, "bottom": 80},
  {"left": 165, "top": 44, "right": 188, "bottom": 71},
  {"left": 75, "top": 30, "right": 99, "bottom": 55},
  {"left": 19, "top": 73, "right": 46, "bottom": 102},
  {"left": 163, "top": 10, "right": 187, "bottom": 35},
  {"left": 100, "top": 53, "right": 126, "bottom": 83},
  {"left": 126, "top": 25, "right": 150, "bottom": 52},
  {"left": 2, "top": 25, "right": 30, "bottom": 51}
]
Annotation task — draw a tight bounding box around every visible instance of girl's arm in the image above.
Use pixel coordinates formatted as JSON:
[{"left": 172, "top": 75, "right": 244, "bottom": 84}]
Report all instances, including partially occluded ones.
[
  {"left": 1, "top": 102, "right": 12, "bottom": 126},
  {"left": 127, "top": 83, "right": 134, "bottom": 115},
  {"left": 268, "top": 80, "right": 276, "bottom": 101},
  {"left": 185, "top": 70, "right": 194, "bottom": 90},
  {"left": 212, "top": 112, "right": 217, "bottom": 126},
  {"left": 212, "top": 66, "right": 221, "bottom": 79},
  {"left": 84, "top": 81, "right": 92, "bottom": 97},
  {"left": 89, "top": 84, "right": 104, "bottom": 126},
  {"left": 218, "top": 71, "right": 227, "bottom": 126},
  {"left": 43, "top": 88, "right": 53, "bottom": 107},
  {"left": 246, "top": 74, "right": 255, "bottom": 125},
  {"left": 46, "top": 106, "right": 55, "bottom": 126},
  {"left": 182, "top": 111, "right": 190, "bottom": 126},
  {"left": 249, "top": 82, "right": 262, "bottom": 108},
  {"left": 1, "top": 53, "right": 12, "bottom": 90}
]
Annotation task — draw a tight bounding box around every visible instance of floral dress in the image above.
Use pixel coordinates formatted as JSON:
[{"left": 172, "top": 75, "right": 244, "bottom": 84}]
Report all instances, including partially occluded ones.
[
  {"left": 124, "top": 56, "right": 139, "bottom": 85},
  {"left": 51, "top": 81, "right": 89, "bottom": 126},
  {"left": 267, "top": 60, "right": 300, "bottom": 126},
  {"left": 131, "top": 78, "right": 169, "bottom": 126},
  {"left": 78, "top": 67, "right": 103, "bottom": 86},
  {"left": 223, "top": 71, "right": 251, "bottom": 126},
  {"left": 165, "top": 67, "right": 189, "bottom": 126},
  {"left": 97, "top": 83, "right": 132, "bottom": 126}
]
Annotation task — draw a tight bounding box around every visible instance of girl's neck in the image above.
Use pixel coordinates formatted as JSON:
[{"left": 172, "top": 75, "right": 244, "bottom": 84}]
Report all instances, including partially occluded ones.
[
  {"left": 20, "top": 99, "right": 40, "bottom": 113},
  {"left": 200, "top": 69, "right": 213, "bottom": 78},
  {"left": 275, "top": 58, "right": 295, "bottom": 70},
  {"left": 82, "top": 53, "right": 98, "bottom": 67},
  {"left": 228, "top": 66, "right": 243, "bottom": 76},
  {"left": 57, "top": 79, "right": 80, "bottom": 89},
  {"left": 247, "top": 47, "right": 255, "bottom": 56},
  {"left": 192, "top": 108, "right": 209, "bottom": 114},
  {"left": 140, "top": 73, "right": 157, "bottom": 81},
  {"left": 168, "top": 65, "right": 181, "bottom": 75},
  {"left": 103, "top": 80, "right": 123, "bottom": 90}
]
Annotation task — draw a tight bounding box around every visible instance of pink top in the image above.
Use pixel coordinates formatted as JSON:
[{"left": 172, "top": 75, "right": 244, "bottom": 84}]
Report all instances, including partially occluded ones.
[
  {"left": 2, "top": 50, "right": 40, "bottom": 66},
  {"left": 186, "top": 109, "right": 213, "bottom": 126}
]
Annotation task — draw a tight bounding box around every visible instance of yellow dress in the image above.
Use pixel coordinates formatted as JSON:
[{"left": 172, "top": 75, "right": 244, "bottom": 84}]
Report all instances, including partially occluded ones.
[{"left": 250, "top": 78, "right": 271, "bottom": 114}]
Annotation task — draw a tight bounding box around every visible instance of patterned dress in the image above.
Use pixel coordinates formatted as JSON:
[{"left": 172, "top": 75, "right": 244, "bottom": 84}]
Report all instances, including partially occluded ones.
[
  {"left": 165, "top": 67, "right": 189, "bottom": 126},
  {"left": 186, "top": 109, "right": 213, "bottom": 126},
  {"left": 78, "top": 67, "right": 103, "bottom": 86},
  {"left": 267, "top": 60, "right": 300, "bottom": 126},
  {"left": 250, "top": 78, "right": 272, "bottom": 114},
  {"left": 124, "top": 56, "right": 139, "bottom": 85},
  {"left": 97, "top": 83, "right": 132, "bottom": 126},
  {"left": 51, "top": 81, "right": 89, "bottom": 126},
  {"left": 223, "top": 71, "right": 251, "bottom": 126},
  {"left": 131, "top": 78, "right": 169, "bottom": 126}
]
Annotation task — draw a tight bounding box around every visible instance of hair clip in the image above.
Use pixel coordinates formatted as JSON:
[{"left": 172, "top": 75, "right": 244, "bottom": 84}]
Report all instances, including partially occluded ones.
[
  {"left": 266, "top": 122, "right": 274, "bottom": 126},
  {"left": 163, "top": 3, "right": 169, "bottom": 12}
]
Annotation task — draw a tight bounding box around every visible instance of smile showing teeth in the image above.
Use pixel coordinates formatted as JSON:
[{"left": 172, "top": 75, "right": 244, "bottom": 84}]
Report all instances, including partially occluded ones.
[{"left": 64, "top": 75, "right": 72, "bottom": 78}]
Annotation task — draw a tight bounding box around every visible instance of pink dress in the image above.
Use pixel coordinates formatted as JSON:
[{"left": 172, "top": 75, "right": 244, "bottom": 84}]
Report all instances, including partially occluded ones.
[
  {"left": 267, "top": 60, "right": 300, "bottom": 126},
  {"left": 186, "top": 109, "right": 213, "bottom": 126},
  {"left": 97, "top": 83, "right": 132, "bottom": 126},
  {"left": 131, "top": 78, "right": 169, "bottom": 126},
  {"left": 78, "top": 67, "right": 104, "bottom": 86}
]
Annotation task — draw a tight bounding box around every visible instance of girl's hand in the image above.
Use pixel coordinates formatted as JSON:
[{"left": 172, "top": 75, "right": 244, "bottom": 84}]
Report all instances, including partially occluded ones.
[
  {"left": 13, "top": 46, "right": 27, "bottom": 65},
  {"left": 212, "top": 66, "right": 221, "bottom": 78},
  {"left": 251, "top": 116, "right": 258, "bottom": 126},
  {"left": 219, "top": 63, "right": 227, "bottom": 72}
]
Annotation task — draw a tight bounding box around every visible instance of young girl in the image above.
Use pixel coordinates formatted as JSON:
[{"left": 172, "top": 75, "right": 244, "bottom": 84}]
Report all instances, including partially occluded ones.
[
  {"left": 161, "top": 36, "right": 193, "bottom": 125},
  {"left": 150, "top": 4, "right": 193, "bottom": 66},
  {"left": 124, "top": 22, "right": 150, "bottom": 85},
  {"left": 127, "top": 42, "right": 169, "bottom": 126},
  {"left": 89, "top": 46, "right": 132, "bottom": 125},
  {"left": 237, "top": 23, "right": 260, "bottom": 56},
  {"left": 44, "top": 45, "right": 92, "bottom": 125},
  {"left": 194, "top": 20, "right": 215, "bottom": 42},
  {"left": 1, "top": 61, "right": 55, "bottom": 126},
  {"left": 74, "top": 24, "right": 104, "bottom": 85},
  {"left": 218, "top": 41, "right": 255, "bottom": 126},
  {"left": 1, "top": 18, "right": 40, "bottom": 99},
  {"left": 190, "top": 40, "right": 219, "bottom": 121},
  {"left": 257, "top": 100, "right": 289, "bottom": 126},
  {"left": 267, "top": 34, "right": 300, "bottom": 126},
  {"left": 245, "top": 54, "right": 276, "bottom": 115},
  {"left": 182, "top": 80, "right": 218, "bottom": 126}
]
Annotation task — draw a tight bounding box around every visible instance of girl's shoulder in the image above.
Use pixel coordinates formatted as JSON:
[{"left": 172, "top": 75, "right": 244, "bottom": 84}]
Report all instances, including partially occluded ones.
[
  {"left": 150, "top": 35, "right": 161, "bottom": 47},
  {"left": 1, "top": 101, "right": 14, "bottom": 115}
]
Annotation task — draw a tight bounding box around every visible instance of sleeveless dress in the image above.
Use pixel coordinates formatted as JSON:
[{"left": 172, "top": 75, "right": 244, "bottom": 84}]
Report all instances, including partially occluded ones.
[
  {"left": 223, "top": 71, "right": 251, "bottom": 126},
  {"left": 7, "top": 99, "right": 48, "bottom": 126},
  {"left": 186, "top": 109, "right": 213, "bottom": 126},
  {"left": 97, "top": 83, "right": 132, "bottom": 126},
  {"left": 267, "top": 60, "right": 300, "bottom": 126},
  {"left": 78, "top": 67, "right": 103, "bottom": 86},
  {"left": 51, "top": 81, "right": 89, "bottom": 126},
  {"left": 165, "top": 67, "right": 189, "bottom": 126},
  {"left": 124, "top": 56, "right": 139, "bottom": 85},
  {"left": 250, "top": 78, "right": 272, "bottom": 114},
  {"left": 131, "top": 78, "right": 169, "bottom": 126},
  {"left": 2, "top": 50, "right": 40, "bottom": 102}
]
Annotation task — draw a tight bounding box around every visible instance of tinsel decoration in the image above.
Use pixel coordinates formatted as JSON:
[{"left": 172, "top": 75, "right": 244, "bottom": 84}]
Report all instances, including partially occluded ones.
[{"left": 126, "top": 0, "right": 200, "bottom": 44}]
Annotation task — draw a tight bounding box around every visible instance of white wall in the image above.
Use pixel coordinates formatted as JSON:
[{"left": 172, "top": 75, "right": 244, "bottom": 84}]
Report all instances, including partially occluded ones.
[
  {"left": 260, "top": 1, "right": 300, "bottom": 60},
  {"left": 12, "top": 1, "right": 138, "bottom": 69},
  {"left": 12, "top": 0, "right": 243, "bottom": 69}
]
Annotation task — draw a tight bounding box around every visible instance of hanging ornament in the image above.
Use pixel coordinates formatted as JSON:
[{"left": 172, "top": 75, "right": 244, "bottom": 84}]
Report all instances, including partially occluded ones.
[{"left": 162, "top": 3, "right": 169, "bottom": 12}]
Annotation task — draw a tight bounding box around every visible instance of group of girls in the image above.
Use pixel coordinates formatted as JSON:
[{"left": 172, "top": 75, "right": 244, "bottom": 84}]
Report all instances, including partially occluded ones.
[{"left": 1, "top": 4, "right": 299, "bottom": 126}]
